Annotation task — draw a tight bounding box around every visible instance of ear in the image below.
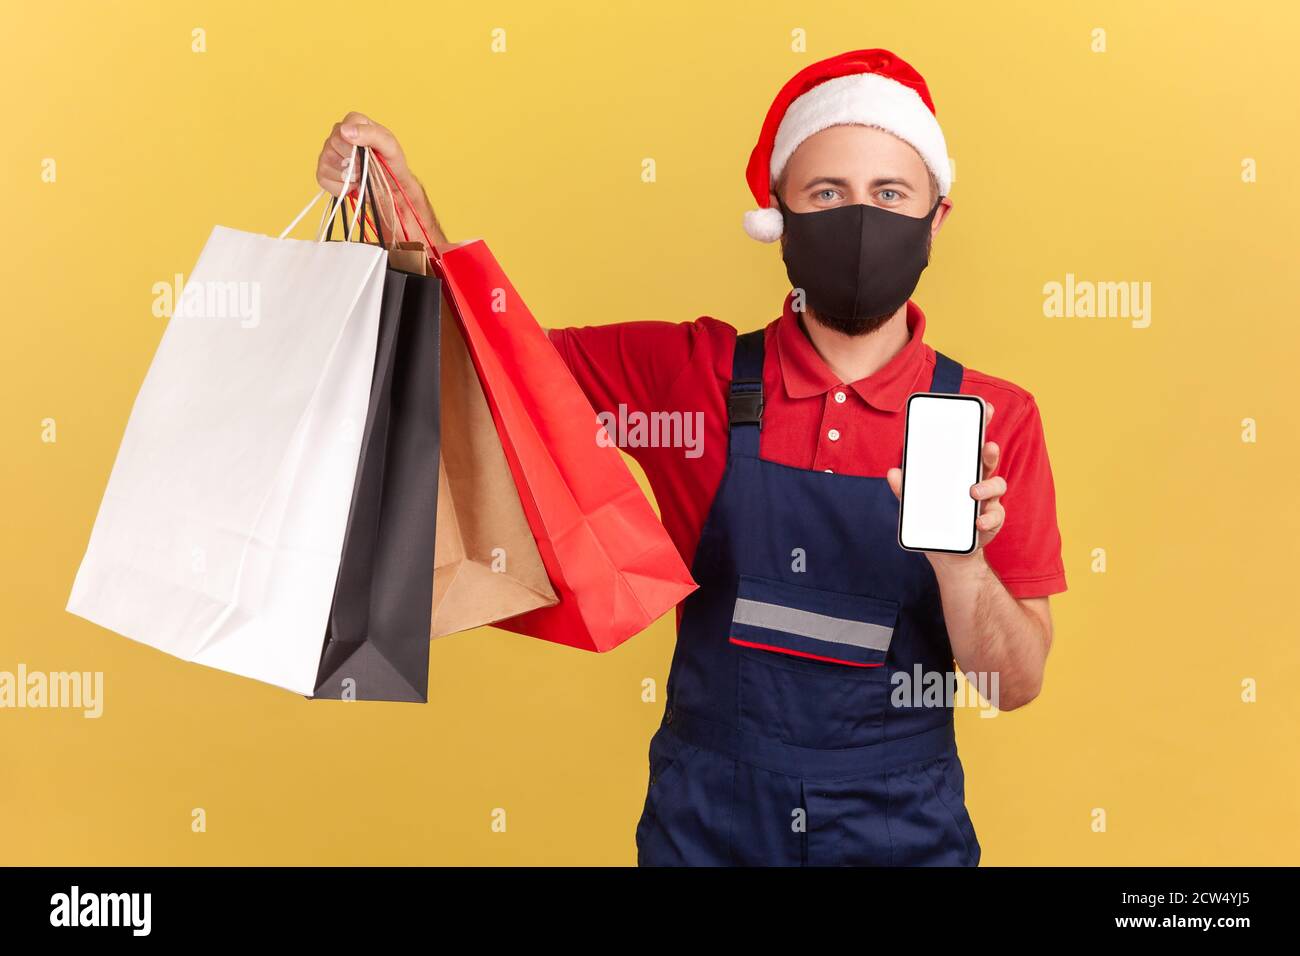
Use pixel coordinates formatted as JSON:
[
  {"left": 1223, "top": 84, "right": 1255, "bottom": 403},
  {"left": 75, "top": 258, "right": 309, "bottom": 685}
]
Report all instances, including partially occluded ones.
[{"left": 930, "top": 196, "right": 954, "bottom": 237}]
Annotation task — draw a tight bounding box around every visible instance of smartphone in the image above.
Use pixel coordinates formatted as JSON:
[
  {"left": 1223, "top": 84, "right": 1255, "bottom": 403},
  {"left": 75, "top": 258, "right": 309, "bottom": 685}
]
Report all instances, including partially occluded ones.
[{"left": 897, "top": 392, "right": 986, "bottom": 554}]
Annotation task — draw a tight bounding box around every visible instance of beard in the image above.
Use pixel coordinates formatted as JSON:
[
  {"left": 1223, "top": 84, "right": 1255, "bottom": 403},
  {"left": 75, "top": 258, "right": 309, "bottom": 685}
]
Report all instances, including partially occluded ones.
[
  {"left": 805, "top": 305, "right": 896, "bottom": 338},
  {"left": 781, "top": 227, "right": 931, "bottom": 338}
]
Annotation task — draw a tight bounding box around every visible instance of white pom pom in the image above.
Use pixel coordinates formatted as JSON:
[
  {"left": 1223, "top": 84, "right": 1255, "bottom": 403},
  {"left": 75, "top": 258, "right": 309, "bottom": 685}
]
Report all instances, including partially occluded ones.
[{"left": 743, "top": 207, "right": 784, "bottom": 242}]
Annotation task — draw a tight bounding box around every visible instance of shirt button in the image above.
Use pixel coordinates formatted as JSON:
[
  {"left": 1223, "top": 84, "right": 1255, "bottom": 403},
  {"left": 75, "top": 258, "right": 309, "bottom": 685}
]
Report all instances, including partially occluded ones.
[
  {"left": 827, "top": 428, "right": 841, "bottom": 442},
  {"left": 834, "top": 390, "right": 847, "bottom": 404}
]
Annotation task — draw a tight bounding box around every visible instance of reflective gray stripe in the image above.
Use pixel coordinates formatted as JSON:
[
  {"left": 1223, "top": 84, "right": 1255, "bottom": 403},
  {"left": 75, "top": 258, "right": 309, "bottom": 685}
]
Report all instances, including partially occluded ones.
[{"left": 732, "top": 599, "right": 893, "bottom": 652}]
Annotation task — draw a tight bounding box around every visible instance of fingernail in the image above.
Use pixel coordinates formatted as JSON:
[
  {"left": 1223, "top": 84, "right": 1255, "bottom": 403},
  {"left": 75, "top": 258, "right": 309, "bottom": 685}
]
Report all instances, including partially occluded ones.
[{"left": 342, "top": 125, "right": 357, "bottom": 139}]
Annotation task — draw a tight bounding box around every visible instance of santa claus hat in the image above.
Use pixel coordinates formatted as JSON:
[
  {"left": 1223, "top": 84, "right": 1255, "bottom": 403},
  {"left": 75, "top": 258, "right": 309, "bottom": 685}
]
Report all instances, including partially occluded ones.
[{"left": 743, "top": 49, "right": 952, "bottom": 242}]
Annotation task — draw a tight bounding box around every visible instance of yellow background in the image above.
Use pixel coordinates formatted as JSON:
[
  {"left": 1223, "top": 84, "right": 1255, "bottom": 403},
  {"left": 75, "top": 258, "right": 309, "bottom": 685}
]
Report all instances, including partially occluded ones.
[{"left": 3, "top": 0, "right": 1297, "bottom": 865}]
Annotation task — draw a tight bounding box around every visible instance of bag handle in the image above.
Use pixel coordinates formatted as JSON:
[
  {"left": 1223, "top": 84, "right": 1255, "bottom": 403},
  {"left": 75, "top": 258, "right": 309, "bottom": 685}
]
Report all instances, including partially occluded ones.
[
  {"left": 278, "top": 143, "right": 375, "bottom": 241},
  {"left": 328, "top": 149, "right": 387, "bottom": 248},
  {"left": 367, "top": 156, "right": 409, "bottom": 244},
  {"left": 359, "top": 166, "right": 386, "bottom": 247},
  {"left": 323, "top": 144, "right": 370, "bottom": 241},
  {"left": 279, "top": 146, "right": 429, "bottom": 261},
  {"left": 372, "top": 151, "right": 440, "bottom": 265}
]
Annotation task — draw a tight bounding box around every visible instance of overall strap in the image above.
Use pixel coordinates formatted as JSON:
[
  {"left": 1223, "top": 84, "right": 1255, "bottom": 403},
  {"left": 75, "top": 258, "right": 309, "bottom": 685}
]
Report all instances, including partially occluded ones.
[
  {"left": 929, "top": 350, "right": 965, "bottom": 394},
  {"left": 727, "top": 329, "right": 766, "bottom": 458}
]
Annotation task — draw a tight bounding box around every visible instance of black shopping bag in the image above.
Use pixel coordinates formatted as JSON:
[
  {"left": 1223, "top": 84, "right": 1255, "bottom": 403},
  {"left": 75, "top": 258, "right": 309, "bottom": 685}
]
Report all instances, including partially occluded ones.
[{"left": 313, "top": 155, "right": 441, "bottom": 701}]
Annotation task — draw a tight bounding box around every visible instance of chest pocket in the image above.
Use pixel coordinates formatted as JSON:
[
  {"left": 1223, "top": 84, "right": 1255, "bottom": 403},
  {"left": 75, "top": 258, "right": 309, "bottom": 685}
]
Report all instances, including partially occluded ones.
[
  {"left": 730, "top": 574, "right": 900, "bottom": 749},
  {"left": 730, "top": 574, "right": 897, "bottom": 667}
]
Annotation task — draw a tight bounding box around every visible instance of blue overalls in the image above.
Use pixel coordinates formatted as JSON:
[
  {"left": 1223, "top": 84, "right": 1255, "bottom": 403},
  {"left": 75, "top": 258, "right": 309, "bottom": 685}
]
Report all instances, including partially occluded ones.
[{"left": 635, "top": 328, "right": 980, "bottom": 866}]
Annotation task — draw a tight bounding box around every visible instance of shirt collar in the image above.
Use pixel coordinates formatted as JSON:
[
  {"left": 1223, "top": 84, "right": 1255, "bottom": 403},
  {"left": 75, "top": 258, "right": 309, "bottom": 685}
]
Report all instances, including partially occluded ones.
[{"left": 775, "top": 292, "right": 930, "bottom": 412}]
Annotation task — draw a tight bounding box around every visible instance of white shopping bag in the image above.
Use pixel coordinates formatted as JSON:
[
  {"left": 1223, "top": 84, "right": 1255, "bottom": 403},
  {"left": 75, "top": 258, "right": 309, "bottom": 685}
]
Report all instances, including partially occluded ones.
[{"left": 68, "top": 179, "right": 389, "bottom": 695}]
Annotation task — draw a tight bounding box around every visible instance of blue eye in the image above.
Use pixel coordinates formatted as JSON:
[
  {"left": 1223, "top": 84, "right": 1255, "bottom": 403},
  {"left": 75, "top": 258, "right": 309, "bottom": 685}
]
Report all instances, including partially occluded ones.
[
  {"left": 879, "top": 189, "right": 900, "bottom": 202},
  {"left": 817, "top": 189, "right": 837, "bottom": 201}
]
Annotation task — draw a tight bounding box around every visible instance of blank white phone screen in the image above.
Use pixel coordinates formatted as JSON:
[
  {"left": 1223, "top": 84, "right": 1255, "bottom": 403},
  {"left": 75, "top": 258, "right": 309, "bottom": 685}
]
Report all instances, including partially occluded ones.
[{"left": 899, "top": 395, "right": 983, "bottom": 552}]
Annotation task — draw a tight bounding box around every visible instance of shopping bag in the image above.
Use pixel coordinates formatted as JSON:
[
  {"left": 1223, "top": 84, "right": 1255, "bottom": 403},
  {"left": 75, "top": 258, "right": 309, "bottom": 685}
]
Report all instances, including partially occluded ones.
[
  {"left": 430, "top": 301, "right": 557, "bottom": 637},
  {"left": 436, "top": 241, "right": 698, "bottom": 652},
  {"left": 312, "top": 267, "right": 442, "bottom": 701},
  {"left": 68, "top": 150, "right": 415, "bottom": 696},
  {"left": 388, "top": 241, "right": 432, "bottom": 275},
  {"left": 357, "top": 163, "right": 557, "bottom": 637},
  {"left": 308, "top": 163, "right": 442, "bottom": 701},
  {"left": 67, "top": 229, "right": 386, "bottom": 695}
]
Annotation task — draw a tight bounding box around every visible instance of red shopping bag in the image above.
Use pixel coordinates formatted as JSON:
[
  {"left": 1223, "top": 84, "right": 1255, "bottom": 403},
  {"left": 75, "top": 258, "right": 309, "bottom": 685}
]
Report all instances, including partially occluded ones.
[
  {"left": 435, "top": 240, "right": 697, "bottom": 651},
  {"left": 368, "top": 153, "right": 696, "bottom": 651}
]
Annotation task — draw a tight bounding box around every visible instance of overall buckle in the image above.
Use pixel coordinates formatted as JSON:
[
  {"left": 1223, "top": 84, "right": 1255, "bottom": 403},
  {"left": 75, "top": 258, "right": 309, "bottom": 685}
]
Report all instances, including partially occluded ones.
[{"left": 728, "top": 379, "right": 764, "bottom": 429}]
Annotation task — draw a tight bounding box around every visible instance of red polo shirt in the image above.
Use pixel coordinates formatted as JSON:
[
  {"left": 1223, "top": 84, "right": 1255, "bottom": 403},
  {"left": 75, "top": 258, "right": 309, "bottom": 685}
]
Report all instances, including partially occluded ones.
[{"left": 547, "top": 294, "right": 1067, "bottom": 599}]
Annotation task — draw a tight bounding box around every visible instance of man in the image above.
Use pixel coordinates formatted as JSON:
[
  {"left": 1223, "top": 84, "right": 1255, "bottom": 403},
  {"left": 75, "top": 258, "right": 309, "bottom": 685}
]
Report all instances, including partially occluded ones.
[{"left": 315, "top": 49, "right": 1065, "bottom": 866}]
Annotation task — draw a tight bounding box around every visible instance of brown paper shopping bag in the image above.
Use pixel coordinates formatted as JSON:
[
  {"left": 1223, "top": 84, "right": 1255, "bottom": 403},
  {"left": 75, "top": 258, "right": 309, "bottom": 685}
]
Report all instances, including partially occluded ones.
[
  {"left": 388, "top": 241, "right": 432, "bottom": 276},
  {"left": 431, "top": 300, "right": 557, "bottom": 637}
]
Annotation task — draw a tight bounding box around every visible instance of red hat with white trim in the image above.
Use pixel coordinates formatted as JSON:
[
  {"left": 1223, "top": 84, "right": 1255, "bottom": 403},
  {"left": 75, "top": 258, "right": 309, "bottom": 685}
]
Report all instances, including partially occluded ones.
[{"left": 743, "top": 49, "right": 952, "bottom": 242}]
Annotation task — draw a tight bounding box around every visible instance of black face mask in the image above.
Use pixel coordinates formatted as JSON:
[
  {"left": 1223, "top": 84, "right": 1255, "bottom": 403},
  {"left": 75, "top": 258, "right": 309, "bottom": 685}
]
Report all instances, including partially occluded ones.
[{"left": 778, "top": 195, "right": 941, "bottom": 337}]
